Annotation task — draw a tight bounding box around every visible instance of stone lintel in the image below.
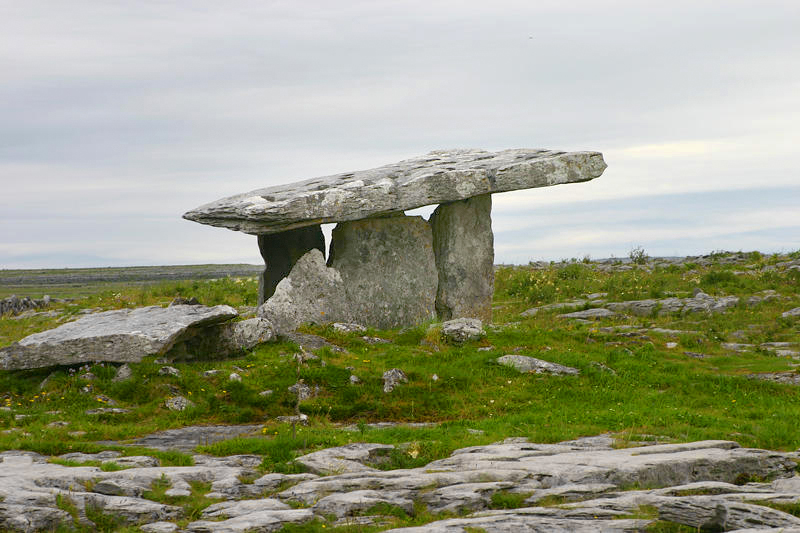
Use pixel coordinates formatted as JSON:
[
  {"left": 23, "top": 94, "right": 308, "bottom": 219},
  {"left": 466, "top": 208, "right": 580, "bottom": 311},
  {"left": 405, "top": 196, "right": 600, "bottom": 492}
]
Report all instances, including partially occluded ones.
[{"left": 184, "top": 149, "right": 606, "bottom": 235}]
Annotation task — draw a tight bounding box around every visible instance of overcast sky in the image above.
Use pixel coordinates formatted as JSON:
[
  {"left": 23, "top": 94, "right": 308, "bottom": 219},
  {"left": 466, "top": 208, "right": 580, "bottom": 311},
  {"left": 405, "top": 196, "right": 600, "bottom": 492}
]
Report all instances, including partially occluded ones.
[{"left": 2, "top": 0, "right": 798, "bottom": 269}]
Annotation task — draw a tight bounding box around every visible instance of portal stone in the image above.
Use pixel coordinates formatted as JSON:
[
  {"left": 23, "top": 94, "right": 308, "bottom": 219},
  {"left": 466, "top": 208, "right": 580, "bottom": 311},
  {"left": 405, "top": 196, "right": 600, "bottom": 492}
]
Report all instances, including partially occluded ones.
[
  {"left": 257, "top": 225, "right": 325, "bottom": 304},
  {"left": 429, "top": 194, "right": 494, "bottom": 321},
  {"left": 328, "top": 215, "right": 437, "bottom": 330},
  {"left": 258, "top": 249, "right": 349, "bottom": 335}
]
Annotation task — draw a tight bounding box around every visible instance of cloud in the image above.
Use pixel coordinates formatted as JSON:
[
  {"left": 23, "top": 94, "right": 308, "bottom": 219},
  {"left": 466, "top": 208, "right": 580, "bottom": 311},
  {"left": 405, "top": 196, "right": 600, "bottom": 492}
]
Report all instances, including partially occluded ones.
[{"left": 1, "top": 1, "right": 798, "bottom": 268}]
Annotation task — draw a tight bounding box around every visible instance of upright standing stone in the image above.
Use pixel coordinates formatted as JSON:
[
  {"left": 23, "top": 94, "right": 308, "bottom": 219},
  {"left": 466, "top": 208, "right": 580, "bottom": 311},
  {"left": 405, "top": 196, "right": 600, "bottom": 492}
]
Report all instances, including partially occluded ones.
[
  {"left": 257, "top": 226, "right": 325, "bottom": 305},
  {"left": 429, "top": 194, "right": 494, "bottom": 321},
  {"left": 328, "top": 215, "right": 437, "bottom": 329}
]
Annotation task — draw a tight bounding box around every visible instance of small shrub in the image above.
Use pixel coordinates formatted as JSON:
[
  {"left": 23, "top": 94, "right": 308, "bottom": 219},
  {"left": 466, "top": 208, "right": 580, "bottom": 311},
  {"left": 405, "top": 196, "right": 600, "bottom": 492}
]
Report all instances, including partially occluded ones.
[{"left": 629, "top": 246, "right": 649, "bottom": 265}]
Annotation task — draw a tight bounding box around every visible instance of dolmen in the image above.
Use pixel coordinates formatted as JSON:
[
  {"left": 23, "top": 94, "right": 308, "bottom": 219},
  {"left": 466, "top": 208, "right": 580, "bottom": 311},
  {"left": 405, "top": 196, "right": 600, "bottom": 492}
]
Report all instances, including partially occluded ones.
[{"left": 185, "top": 148, "right": 607, "bottom": 332}]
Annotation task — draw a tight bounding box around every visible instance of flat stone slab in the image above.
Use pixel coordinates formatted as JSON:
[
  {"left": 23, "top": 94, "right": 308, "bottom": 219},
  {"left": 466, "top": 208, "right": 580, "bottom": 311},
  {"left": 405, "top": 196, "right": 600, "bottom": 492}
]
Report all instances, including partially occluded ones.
[
  {"left": 0, "top": 304, "right": 238, "bottom": 370},
  {"left": 98, "top": 424, "right": 263, "bottom": 452},
  {"left": 183, "top": 148, "right": 606, "bottom": 235},
  {"left": 497, "top": 355, "right": 580, "bottom": 375}
]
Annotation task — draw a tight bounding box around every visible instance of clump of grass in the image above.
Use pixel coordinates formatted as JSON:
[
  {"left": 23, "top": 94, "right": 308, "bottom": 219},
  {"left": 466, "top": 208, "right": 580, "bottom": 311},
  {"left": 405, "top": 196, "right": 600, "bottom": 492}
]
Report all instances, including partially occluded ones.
[{"left": 489, "top": 490, "right": 530, "bottom": 509}]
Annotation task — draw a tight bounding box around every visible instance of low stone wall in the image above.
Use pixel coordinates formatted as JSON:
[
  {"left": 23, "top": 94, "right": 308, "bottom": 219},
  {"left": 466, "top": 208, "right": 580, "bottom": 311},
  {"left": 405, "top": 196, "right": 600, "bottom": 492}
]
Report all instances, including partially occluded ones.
[{"left": 0, "top": 295, "right": 51, "bottom": 316}]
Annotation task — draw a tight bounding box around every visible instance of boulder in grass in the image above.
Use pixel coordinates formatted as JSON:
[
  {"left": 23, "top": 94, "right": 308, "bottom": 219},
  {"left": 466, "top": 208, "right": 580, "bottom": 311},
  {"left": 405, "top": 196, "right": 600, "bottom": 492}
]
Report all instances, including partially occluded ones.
[
  {"left": 497, "top": 355, "right": 579, "bottom": 376},
  {"left": 441, "top": 318, "right": 485, "bottom": 344},
  {"left": 0, "top": 304, "right": 238, "bottom": 370}
]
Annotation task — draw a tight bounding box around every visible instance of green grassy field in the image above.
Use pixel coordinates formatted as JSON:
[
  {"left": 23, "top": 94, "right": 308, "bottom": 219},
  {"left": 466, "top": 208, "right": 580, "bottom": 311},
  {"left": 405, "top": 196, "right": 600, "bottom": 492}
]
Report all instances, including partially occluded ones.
[{"left": 1, "top": 250, "right": 798, "bottom": 478}]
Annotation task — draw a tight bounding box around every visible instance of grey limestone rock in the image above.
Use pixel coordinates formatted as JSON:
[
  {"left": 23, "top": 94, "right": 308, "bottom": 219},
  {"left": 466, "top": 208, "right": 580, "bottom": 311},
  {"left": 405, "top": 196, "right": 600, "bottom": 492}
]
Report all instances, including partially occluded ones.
[
  {"left": 441, "top": 318, "right": 486, "bottom": 344},
  {"left": 112, "top": 363, "right": 133, "bottom": 383},
  {"left": 140, "top": 523, "right": 179, "bottom": 533},
  {"left": 313, "top": 489, "right": 414, "bottom": 518},
  {"left": 186, "top": 509, "right": 314, "bottom": 533},
  {"left": 657, "top": 496, "right": 800, "bottom": 530},
  {"left": 168, "top": 317, "right": 275, "bottom": 360},
  {"left": 329, "top": 215, "right": 437, "bottom": 329},
  {"left": 333, "top": 322, "right": 367, "bottom": 334},
  {"left": 201, "top": 499, "right": 290, "bottom": 519},
  {"left": 558, "top": 308, "right": 617, "bottom": 320},
  {"left": 183, "top": 149, "right": 607, "bottom": 235},
  {"left": 257, "top": 225, "right": 325, "bottom": 304},
  {"left": 257, "top": 249, "right": 349, "bottom": 335},
  {"left": 295, "top": 443, "right": 395, "bottom": 475},
  {"left": 605, "top": 294, "right": 740, "bottom": 317},
  {"left": 748, "top": 372, "right": 800, "bottom": 385},
  {"left": 165, "top": 396, "right": 193, "bottom": 412},
  {"left": 0, "top": 304, "right": 238, "bottom": 370},
  {"left": 429, "top": 194, "right": 494, "bottom": 322},
  {"left": 383, "top": 368, "right": 408, "bottom": 393},
  {"left": 783, "top": 307, "right": 800, "bottom": 318},
  {"left": 497, "top": 355, "right": 579, "bottom": 375}
]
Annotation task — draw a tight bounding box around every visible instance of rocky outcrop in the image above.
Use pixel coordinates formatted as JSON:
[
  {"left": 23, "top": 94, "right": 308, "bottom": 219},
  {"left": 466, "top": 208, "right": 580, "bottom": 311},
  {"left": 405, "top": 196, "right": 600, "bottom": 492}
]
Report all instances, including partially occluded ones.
[
  {"left": 1, "top": 438, "right": 798, "bottom": 532},
  {"left": 429, "top": 194, "right": 494, "bottom": 322},
  {"left": 0, "top": 304, "right": 239, "bottom": 370},
  {"left": 328, "top": 215, "right": 438, "bottom": 330},
  {"left": 183, "top": 149, "right": 606, "bottom": 235},
  {"left": 606, "top": 292, "right": 740, "bottom": 316}
]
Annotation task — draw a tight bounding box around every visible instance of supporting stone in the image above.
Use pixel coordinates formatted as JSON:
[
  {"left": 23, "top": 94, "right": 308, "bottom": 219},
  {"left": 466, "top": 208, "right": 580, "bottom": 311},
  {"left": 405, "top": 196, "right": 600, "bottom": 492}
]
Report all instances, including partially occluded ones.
[
  {"left": 328, "top": 215, "right": 437, "bottom": 330},
  {"left": 429, "top": 194, "right": 494, "bottom": 322},
  {"left": 257, "top": 225, "right": 325, "bottom": 305}
]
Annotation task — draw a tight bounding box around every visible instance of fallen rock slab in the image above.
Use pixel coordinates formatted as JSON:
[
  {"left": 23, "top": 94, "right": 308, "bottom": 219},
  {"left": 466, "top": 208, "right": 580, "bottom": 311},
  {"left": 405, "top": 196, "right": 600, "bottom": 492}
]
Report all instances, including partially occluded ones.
[
  {"left": 0, "top": 304, "right": 238, "bottom": 370},
  {"left": 497, "top": 355, "right": 579, "bottom": 375}
]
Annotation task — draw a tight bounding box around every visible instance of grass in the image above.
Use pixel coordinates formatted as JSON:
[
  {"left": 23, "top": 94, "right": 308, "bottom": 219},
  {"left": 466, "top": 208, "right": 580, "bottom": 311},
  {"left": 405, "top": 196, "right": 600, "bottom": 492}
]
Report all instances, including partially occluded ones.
[{"left": 0, "top": 251, "right": 799, "bottom": 483}]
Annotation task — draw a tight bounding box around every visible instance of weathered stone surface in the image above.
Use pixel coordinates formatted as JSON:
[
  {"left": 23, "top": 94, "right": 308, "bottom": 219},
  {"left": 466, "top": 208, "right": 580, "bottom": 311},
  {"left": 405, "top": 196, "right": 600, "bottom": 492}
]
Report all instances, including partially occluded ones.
[
  {"left": 186, "top": 509, "right": 314, "bottom": 533},
  {"left": 168, "top": 317, "right": 275, "bottom": 359},
  {"left": 295, "top": 443, "right": 395, "bottom": 475},
  {"left": 314, "top": 489, "right": 415, "bottom": 518},
  {"left": 606, "top": 293, "right": 740, "bottom": 317},
  {"left": 0, "top": 294, "right": 51, "bottom": 316},
  {"left": 0, "top": 304, "right": 238, "bottom": 370},
  {"left": 257, "top": 225, "right": 325, "bottom": 304},
  {"left": 257, "top": 249, "right": 349, "bottom": 335},
  {"left": 112, "top": 363, "right": 133, "bottom": 383},
  {"left": 558, "top": 308, "right": 617, "bottom": 320},
  {"left": 165, "top": 395, "right": 193, "bottom": 411},
  {"left": 497, "top": 355, "right": 579, "bottom": 375},
  {"left": 101, "top": 424, "right": 263, "bottom": 452},
  {"left": 329, "top": 215, "right": 437, "bottom": 329},
  {"left": 183, "top": 149, "right": 607, "bottom": 235},
  {"left": 748, "top": 372, "right": 800, "bottom": 385},
  {"left": 429, "top": 194, "right": 494, "bottom": 321},
  {"left": 383, "top": 368, "right": 408, "bottom": 393},
  {"left": 783, "top": 307, "right": 800, "bottom": 318},
  {"left": 441, "top": 318, "right": 486, "bottom": 344},
  {"left": 2, "top": 437, "right": 800, "bottom": 532},
  {"left": 333, "top": 322, "right": 367, "bottom": 334}
]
